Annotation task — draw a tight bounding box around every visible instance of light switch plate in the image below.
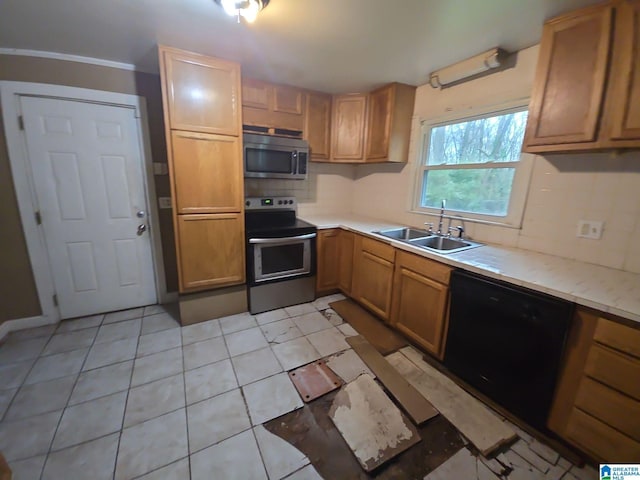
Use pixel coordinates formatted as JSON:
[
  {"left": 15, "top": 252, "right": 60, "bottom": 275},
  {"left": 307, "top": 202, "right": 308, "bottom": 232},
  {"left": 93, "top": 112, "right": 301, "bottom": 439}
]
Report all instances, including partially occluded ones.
[
  {"left": 158, "top": 197, "right": 172, "bottom": 209},
  {"left": 577, "top": 220, "right": 603, "bottom": 239},
  {"left": 153, "top": 162, "right": 168, "bottom": 175}
]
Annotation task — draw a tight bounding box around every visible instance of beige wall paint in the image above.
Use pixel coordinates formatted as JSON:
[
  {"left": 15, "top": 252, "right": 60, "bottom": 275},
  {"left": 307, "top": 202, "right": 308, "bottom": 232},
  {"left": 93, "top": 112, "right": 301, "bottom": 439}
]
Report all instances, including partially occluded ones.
[
  {"left": 351, "top": 45, "right": 640, "bottom": 274},
  {"left": 0, "top": 54, "right": 178, "bottom": 324}
]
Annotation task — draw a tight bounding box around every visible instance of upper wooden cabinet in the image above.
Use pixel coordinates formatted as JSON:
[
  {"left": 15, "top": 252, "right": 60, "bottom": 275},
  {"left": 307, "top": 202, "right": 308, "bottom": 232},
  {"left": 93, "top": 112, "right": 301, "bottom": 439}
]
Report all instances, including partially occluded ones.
[
  {"left": 159, "top": 46, "right": 241, "bottom": 136},
  {"left": 366, "top": 83, "right": 416, "bottom": 162},
  {"left": 170, "top": 131, "right": 243, "bottom": 214},
  {"left": 331, "top": 94, "right": 368, "bottom": 162},
  {"left": 241, "top": 78, "right": 304, "bottom": 132},
  {"left": 602, "top": 0, "right": 640, "bottom": 142},
  {"left": 304, "top": 91, "right": 332, "bottom": 160},
  {"left": 523, "top": 1, "right": 640, "bottom": 153},
  {"left": 390, "top": 251, "right": 451, "bottom": 359}
]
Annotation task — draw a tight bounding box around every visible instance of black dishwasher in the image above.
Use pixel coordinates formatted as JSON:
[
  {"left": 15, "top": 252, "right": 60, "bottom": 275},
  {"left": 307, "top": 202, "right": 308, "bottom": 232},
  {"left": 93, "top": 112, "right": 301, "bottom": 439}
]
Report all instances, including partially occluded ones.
[{"left": 443, "top": 270, "right": 573, "bottom": 431}]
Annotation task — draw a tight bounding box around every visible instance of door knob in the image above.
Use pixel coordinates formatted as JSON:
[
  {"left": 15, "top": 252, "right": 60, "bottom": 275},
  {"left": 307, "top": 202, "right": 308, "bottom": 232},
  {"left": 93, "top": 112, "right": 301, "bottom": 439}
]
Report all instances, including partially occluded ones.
[
  {"left": 136, "top": 210, "right": 146, "bottom": 218},
  {"left": 137, "top": 224, "right": 147, "bottom": 236}
]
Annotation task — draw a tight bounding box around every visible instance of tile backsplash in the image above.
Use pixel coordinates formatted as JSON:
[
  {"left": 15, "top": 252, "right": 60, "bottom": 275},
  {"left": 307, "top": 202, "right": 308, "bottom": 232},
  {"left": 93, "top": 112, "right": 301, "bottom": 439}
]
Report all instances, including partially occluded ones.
[
  {"left": 244, "top": 161, "right": 355, "bottom": 216},
  {"left": 510, "top": 152, "right": 640, "bottom": 273}
]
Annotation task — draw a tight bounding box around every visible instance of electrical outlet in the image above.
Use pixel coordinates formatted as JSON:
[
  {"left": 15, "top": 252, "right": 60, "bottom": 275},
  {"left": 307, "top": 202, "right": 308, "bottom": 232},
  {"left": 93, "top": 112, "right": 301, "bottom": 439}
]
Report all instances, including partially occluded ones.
[
  {"left": 577, "top": 220, "right": 603, "bottom": 239},
  {"left": 158, "top": 197, "right": 172, "bottom": 209},
  {"left": 153, "top": 162, "right": 168, "bottom": 175}
]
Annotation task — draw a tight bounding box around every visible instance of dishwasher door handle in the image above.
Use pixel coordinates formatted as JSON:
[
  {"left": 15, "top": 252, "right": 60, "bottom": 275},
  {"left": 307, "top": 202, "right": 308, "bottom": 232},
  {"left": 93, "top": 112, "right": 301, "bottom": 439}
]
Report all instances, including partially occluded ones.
[{"left": 249, "top": 233, "right": 316, "bottom": 244}]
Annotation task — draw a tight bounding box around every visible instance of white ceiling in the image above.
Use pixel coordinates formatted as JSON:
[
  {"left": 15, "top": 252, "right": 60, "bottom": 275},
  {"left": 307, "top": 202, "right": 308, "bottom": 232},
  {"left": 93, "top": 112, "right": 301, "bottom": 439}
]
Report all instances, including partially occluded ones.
[{"left": 0, "top": 0, "right": 602, "bottom": 93}]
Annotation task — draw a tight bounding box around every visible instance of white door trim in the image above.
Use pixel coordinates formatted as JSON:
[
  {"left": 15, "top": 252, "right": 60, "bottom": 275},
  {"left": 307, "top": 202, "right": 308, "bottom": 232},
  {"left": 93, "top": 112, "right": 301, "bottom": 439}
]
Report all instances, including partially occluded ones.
[{"left": 0, "top": 81, "right": 169, "bottom": 325}]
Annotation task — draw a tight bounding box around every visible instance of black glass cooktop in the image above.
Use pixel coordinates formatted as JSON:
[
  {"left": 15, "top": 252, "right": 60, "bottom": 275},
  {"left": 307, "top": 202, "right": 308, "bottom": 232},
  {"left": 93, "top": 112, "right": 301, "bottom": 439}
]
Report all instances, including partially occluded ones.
[{"left": 245, "top": 210, "right": 316, "bottom": 237}]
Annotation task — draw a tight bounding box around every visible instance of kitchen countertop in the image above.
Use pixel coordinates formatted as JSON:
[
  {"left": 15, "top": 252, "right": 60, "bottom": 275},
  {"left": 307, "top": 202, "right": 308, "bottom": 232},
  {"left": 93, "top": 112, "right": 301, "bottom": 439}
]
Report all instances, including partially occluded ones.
[{"left": 301, "top": 213, "right": 640, "bottom": 324}]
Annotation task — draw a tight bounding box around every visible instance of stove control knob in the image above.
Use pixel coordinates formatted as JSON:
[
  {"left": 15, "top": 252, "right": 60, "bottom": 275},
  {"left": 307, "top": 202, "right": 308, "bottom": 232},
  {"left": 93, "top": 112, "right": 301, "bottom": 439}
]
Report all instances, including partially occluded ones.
[
  {"left": 277, "top": 200, "right": 282, "bottom": 205},
  {"left": 289, "top": 200, "right": 294, "bottom": 205},
  {"left": 245, "top": 200, "right": 250, "bottom": 207}
]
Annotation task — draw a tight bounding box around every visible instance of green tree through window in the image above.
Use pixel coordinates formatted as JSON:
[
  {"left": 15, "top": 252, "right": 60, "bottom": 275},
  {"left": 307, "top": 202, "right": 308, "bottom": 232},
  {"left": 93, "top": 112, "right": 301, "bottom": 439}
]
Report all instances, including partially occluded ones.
[{"left": 420, "top": 110, "right": 528, "bottom": 217}]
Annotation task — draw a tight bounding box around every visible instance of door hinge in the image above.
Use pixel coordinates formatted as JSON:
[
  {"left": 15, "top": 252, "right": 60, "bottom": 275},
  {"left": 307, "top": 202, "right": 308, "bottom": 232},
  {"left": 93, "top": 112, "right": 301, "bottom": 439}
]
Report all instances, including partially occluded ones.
[
  {"left": 35, "top": 211, "right": 42, "bottom": 225},
  {"left": 18, "top": 115, "right": 24, "bottom": 130},
  {"left": 53, "top": 294, "right": 58, "bottom": 307}
]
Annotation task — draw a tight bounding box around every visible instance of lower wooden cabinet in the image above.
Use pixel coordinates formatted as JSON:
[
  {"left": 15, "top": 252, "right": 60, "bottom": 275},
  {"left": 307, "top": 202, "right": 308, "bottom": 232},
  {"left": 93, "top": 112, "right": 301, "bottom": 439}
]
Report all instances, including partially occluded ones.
[
  {"left": 337, "top": 230, "right": 354, "bottom": 295},
  {"left": 316, "top": 229, "right": 340, "bottom": 292},
  {"left": 351, "top": 235, "right": 395, "bottom": 321},
  {"left": 177, "top": 213, "right": 245, "bottom": 292},
  {"left": 548, "top": 308, "right": 640, "bottom": 462},
  {"left": 390, "top": 251, "right": 451, "bottom": 359}
]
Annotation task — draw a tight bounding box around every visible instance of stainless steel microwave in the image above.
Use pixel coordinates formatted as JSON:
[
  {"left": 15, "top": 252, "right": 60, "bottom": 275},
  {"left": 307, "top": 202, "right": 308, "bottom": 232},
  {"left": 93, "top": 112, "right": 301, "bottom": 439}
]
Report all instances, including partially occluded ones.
[{"left": 243, "top": 133, "right": 309, "bottom": 180}]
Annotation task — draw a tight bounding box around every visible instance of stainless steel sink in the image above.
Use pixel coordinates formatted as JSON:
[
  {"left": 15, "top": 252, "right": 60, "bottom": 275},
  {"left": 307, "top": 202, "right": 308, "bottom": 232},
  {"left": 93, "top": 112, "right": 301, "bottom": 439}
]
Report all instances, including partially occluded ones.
[
  {"left": 409, "top": 235, "right": 482, "bottom": 254},
  {"left": 375, "top": 226, "right": 482, "bottom": 254},
  {"left": 375, "top": 227, "right": 431, "bottom": 241}
]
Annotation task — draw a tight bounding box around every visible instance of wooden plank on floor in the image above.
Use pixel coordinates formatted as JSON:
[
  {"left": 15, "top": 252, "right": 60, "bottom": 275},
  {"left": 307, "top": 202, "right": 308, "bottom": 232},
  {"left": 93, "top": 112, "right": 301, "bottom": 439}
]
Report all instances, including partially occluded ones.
[
  {"left": 329, "top": 299, "right": 407, "bottom": 355},
  {"left": 328, "top": 374, "right": 421, "bottom": 472},
  {"left": 346, "top": 335, "right": 438, "bottom": 425},
  {"left": 386, "top": 348, "right": 517, "bottom": 456}
]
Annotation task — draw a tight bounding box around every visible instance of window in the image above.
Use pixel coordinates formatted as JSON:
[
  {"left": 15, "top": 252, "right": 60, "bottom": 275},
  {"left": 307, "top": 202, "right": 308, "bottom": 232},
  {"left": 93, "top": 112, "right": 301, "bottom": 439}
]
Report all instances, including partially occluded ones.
[{"left": 415, "top": 107, "right": 533, "bottom": 226}]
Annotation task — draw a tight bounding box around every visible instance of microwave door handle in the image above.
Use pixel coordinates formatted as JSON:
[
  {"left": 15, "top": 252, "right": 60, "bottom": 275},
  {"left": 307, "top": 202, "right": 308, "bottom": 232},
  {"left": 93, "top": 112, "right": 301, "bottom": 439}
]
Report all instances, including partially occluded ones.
[{"left": 249, "top": 233, "right": 316, "bottom": 244}]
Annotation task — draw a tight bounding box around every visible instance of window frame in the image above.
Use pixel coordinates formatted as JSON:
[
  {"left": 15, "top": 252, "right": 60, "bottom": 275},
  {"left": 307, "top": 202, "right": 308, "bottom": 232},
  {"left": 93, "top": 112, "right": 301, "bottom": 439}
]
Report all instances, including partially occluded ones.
[{"left": 412, "top": 104, "right": 534, "bottom": 228}]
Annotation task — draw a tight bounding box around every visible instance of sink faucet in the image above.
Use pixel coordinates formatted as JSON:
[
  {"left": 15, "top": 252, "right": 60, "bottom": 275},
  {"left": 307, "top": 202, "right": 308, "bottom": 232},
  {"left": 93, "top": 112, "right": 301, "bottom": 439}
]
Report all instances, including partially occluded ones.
[{"left": 437, "top": 199, "right": 446, "bottom": 234}]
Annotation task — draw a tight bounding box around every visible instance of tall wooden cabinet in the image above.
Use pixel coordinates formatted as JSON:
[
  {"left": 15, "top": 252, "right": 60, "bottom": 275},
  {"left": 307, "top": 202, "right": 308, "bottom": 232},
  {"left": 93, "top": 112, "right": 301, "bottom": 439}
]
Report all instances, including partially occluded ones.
[
  {"left": 351, "top": 235, "right": 395, "bottom": 321},
  {"left": 523, "top": 1, "right": 640, "bottom": 153},
  {"left": 390, "top": 251, "right": 451, "bottom": 359},
  {"left": 159, "top": 46, "right": 246, "bottom": 293}
]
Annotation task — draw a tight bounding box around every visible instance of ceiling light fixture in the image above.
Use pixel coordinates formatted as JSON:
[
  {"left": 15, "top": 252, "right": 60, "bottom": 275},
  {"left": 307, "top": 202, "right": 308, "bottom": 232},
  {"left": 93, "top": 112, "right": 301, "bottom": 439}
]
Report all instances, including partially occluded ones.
[
  {"left": 429, "top": 48, "right": 507, "bottom": 88},
  {"left": 215, "top": 0, "right": 270, "bottom": 23}
]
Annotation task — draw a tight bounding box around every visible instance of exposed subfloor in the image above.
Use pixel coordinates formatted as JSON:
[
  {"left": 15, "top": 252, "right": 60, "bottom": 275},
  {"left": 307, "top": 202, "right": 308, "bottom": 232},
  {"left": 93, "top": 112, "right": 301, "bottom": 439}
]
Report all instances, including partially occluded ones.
[{"left": 0, "top": 295, "right": 598, "bottom": 480}]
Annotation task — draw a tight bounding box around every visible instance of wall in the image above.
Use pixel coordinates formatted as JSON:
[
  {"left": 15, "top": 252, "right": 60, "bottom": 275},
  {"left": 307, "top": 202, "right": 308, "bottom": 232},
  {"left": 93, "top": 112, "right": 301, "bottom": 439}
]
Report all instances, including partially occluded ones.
[
  {"left": 0, "top": 54, "right": 177, "bottom": 324},
  {"left": 351, "top": 45, "right": 640, "bottom": 274},
  {"left": 245, "top": 161, "right": 355, "bottom": 216}
]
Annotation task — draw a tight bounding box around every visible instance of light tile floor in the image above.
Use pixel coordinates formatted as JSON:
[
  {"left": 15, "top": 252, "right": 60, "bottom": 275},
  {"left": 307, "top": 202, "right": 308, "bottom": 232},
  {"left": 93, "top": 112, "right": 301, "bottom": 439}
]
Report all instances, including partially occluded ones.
[
  {"left": 0, "top": 296, "right": 347, "bottom": 479},
  {"left": 0, "top": 294, "right": 598, "bottom": 480}
]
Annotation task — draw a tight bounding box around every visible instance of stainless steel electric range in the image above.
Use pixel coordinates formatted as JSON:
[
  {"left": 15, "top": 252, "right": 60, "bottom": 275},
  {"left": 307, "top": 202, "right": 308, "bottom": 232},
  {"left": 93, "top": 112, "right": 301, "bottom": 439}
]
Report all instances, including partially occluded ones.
[{"left": 244, "top": 196, "right": 317, "bottom": 314}]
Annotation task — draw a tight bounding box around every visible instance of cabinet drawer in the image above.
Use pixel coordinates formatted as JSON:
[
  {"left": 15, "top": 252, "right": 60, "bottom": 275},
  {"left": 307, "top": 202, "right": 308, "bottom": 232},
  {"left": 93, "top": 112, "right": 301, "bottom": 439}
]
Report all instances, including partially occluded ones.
[
  {"left": 361, "top": 237, "right": 395, "bottom": 262},
  {"left": 575, "top": 376, "right": 640, "bottom": 442},
  {"left": 565, "top": 408, "right": 640, "bottom": 462},
  {"left": 395, "top": 251, "right": 451, "bottom": 285},
  {"left": 594, "top": 318, "right": 640, "bottom": 359},
  {"left": 585, "top": 345, "right": 640, "bottom": 400}
]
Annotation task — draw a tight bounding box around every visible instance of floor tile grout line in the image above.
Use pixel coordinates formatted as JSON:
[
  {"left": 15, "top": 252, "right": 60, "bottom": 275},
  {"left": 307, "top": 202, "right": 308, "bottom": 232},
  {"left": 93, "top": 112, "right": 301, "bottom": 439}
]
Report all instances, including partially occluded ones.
[
  {"left": 250, "top": 425, "right": 271, "bottom": 479},
  {"left": 179, "top": 328, "right": 193, "bottom": 480},
  {"left": 129, "top": 455, "right": 190, "bottom": 480},
  {"left": 39, "top": 311, "right": 106, "bottom": 480},
  {"left": 112, "top": 317, "right": 143, "bottom": 480}
]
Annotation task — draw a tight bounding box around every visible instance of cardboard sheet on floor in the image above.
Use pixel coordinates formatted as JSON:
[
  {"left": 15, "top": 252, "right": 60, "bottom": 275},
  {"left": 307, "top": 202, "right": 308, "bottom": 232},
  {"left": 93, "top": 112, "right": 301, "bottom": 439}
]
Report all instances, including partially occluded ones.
[
  {"left": 346, "top": 335, "right": 438, "bottom": 425},
  {"left": 289, "top": 360, "right": 342, "bottom": 402},
  {"left": 328, "top": 374, "right": 420, "bottom": 472},
  {"left": 329, "top": 299, "right": 407, "bottom": 355},
  {"left": 386, "top": 347, "right": 516, "bottom": 456}
]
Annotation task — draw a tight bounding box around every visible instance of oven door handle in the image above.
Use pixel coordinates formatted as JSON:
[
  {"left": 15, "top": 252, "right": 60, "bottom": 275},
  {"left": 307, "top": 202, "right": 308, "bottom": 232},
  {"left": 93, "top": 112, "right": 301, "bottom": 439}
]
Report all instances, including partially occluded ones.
[{"left": 249, "top": 233, "right": 316, "bottom": 244}]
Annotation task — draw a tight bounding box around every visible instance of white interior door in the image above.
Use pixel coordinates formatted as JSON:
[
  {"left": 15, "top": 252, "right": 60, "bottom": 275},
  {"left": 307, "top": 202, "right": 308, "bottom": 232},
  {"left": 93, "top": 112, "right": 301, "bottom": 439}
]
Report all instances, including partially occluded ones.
[{"left": 19, "top": 95, "right": 157, "bottom": 319}]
